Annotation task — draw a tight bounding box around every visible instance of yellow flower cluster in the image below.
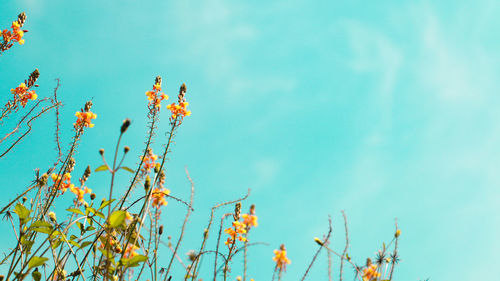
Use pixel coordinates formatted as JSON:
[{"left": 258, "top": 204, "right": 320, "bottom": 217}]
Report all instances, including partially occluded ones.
[
  {"left": 151, "top": 187, "right": 170, "bottom": 208},
  {"left": 166, "top": 101, "right": 191, "bottom": 119},
  {"left": 140, "top": 148, "right": 158, "bottom": 174},
  {"left": 146, "top": 83, "right": 168, "bottom": 108},
  {"left": 224, "top": 220, "right": 247, "bottom": 247},
  {"left": 74, "top": 111, "right": 97, "bottom": 129},
  {"left": 51, "top": 173, "right": 74, "bottom": 193},
  {"left": 1, "top": 13, "right": 27, "bottom": 52},
  {"left": 362, "top": 264, "right": 380, "bottom": 281},
  {"left": 273, "top": 244, "right": 291, "bottom": 271},
  {"left": 10, "top": 83, "right": 37, "bottom": 108},
  {"left": 69, "top": 185, "right": 92, "bottom": 203}
]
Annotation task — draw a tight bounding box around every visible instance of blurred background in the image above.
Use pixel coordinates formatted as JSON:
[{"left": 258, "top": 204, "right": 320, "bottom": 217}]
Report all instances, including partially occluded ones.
[{"left": 1, "top": 0, "right": 499, "bottom": 280}]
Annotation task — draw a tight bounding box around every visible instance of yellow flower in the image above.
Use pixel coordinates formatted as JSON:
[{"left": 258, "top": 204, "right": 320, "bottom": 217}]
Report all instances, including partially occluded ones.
[
  {"left": 362, "top": 264, "right": 381, "bottom": 281},
  {"left": 273, "top": 244, "right": 291, "bottom": 271}
]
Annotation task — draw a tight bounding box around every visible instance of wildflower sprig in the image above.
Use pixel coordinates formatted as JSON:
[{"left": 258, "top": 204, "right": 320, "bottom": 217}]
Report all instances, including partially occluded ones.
[
  {"left": 0, "top": 12, "right": 27, "bottom": 54},
  {"left": 140, "top": 148, "right": 158, "bottom": 174},
  {"left": 146, "top": 76, "right": 168, "bottom": 111},
  {"left": 273, "top": 244, "right": 291, "bottom": 271},
  {"left": 1, "top": 69, "right": 40, "bottom": 122},
  {"left": 74, "top": 106, "right": 97, "bottom": 131},
  {"left": 166, "top": 83, "right": 191, "bottom": 121}
]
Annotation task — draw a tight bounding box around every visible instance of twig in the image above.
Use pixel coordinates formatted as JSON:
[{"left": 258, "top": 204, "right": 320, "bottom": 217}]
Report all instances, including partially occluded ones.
[
  {"left": 300, "top": 216, "right": 332, "bottom": 281},
  {"left": 163, "top": 167, "right": 195, "bottom": 280},
  {"left": 340, "top": 210, "right": 348, "bottom": 281}
]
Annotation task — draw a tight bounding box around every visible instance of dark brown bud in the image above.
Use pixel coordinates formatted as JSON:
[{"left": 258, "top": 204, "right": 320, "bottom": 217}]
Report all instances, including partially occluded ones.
[
  {"left": 17, "top": 12, "right": 27, "bottom": 27},
  {"left": 99, "top": 148, "right": 104, "bottom": 155},
  {"left": 249, "top": 204, "right": 255, "bottom": 215},
  {"left": 80, "top": 165, "right": 91, "bottom": 184},
  {"left": 124, "top": 146, "right": 130, "bottom": 153},
  {"left": 90, "top": 193, "right": 96, "bottom": 200},
  {"left": 155, "top": 76, "right": 162, "bottom": 86},
  {"left": 178, "top": 83, "right": 187, "bottom": 103},
  {"left": 120, "top": 118, "right": 131, "bottom": 133},
  {"left": 66, "top": 157, "right": 76, "bottom": 173},
  {"left": 187, "top": 250, "right": 197, "bottom": 262},
  {"left": 27, "top": 69, "right": 39, "bottom": 88},
  {"left": 233, "top": 202, "right": 241, "bottom": 221},
  {"left": 84, "top": 101, "right": 93, "bottom": 112},
  {"left": 159, "top": 225, "right": 164, "bottom": 235},
  {"left": 22, "top": 197, "right": 27, "bottom": 203}
]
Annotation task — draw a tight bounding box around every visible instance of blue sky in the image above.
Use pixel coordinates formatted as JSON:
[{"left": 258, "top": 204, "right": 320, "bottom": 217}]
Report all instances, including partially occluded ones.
[{"left": 1, "top": 0, "right": 499, "bottom": 280}]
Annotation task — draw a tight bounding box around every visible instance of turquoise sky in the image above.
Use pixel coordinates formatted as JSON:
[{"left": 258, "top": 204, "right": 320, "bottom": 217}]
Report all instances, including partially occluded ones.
[{"left": 1, "top": 0, "right": 499, "bottom": 280}]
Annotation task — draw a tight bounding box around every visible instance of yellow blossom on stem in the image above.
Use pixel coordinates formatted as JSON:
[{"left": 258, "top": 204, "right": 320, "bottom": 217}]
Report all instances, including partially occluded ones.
[
  {"left": 140, "top": 148, "right": 158, "bottom": 174},
  {"left": 166, "top": 101, "right": 191, "bottom": 120},
  {"left": 224, "top": 220, "right": 247, "bottom": 247},
  {"left": 50, "top": 173, "right": 74, "bottom": 194},
  {"left": 74, "top": 111, "right": 97, "bottom": 129},
  {"left": 273, "top": 244, "right": 291, "bottom": 271},
  {"left": 151, "top": 187, "right": 170, "bottom": 208},
  {"left": 145, "top": 79, "right": 168, "bottom": 109},
  {"left": 1, "top": 12, "right": 27, "bottom": 53},
  {"left": 242, "top": 204, "right": 258, "bottom": 229},
  {"left": 69, "top": 185, "right": 92, "bottom": 203},
  {"left": 10, "top": 82, "right": 37, "bottom": 107},
  {"left": 362, "top": 264, "right": 381, "bottom": 281}
]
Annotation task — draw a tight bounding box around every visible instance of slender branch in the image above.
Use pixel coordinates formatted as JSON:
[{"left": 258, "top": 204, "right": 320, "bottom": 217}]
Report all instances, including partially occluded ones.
[{"left": 300, "top": 216, "right": 332, "bottom": 281}]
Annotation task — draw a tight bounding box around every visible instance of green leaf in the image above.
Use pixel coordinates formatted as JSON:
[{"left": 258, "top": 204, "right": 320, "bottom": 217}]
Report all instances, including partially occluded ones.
[
  {"left": 28, "top": 256, "right": 48, "bottom": 270},
  {"left": 80, "top": 241, "right": 93, "bottom": 249},
  {"left": 98, "top": 199, "right": 115, "bottom": 210},
  {"left": 32, "top": 269, "right": 42, "bottom": 281},
  {"left": 86, "top": 207, "right": 97, "bottom": 216},
  {"left": 126, "top": 255, "right": 148, "bottom": 267},
  {"left": 120, "top": 166, "right": 135, "bottom": 173},
  {"left": 20, "top": 235, "right": 33, "bottom": 245},
  {"left": 108, "top": 210, "right": 127, "bottom": 228},
  {"left": 76, "top": 221, "right": 84, "bottom": 233},
  {"left": 95, "top": 211, "right": 106, "bottom": 220},
  {"left": 13, "top": 203, "right": 31, "bottom": 224},
  {"left": 31, "top": 227, "right": 52, "bottom": 234},
  {"left": 30, "top": 221, "right": 52, "bottom": 228},
  {"left": 97, "top": 247, "right": 114, "bottom": 260},
  {"left": 51, "top": 239, "right": 62, "bottom": 249},
  {"left": 95, "top": 165, "right": 109, "bottom": 172},
  {"left": 68, "top": 240, "right": 80, "bottom": 248},
  {"left": 67, "top": 208, "right": 84, "bottom": 216}
]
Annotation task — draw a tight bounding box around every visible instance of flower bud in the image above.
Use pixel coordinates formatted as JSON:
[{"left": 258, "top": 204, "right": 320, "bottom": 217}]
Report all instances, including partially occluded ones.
[
  {"left": 99, "top": 148, "right": 104, "bottom": 155},
  {"left": 314, "top": 237, "right": 323, "bottom": 246},
  {"left": 395, "top": 229, "right": 401, "bottom": 238},
  {"left": 120, "top": 118, "right": 131, "bottom": 133},
  {"left": 48, "top": 211, "right": 57, "bottom": 222},
  {"left": 124, "top": 146, "right": 130, "bottom": 153},
  {"left": 144, "top": 175, "right": 151, "bottom": 191}
]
